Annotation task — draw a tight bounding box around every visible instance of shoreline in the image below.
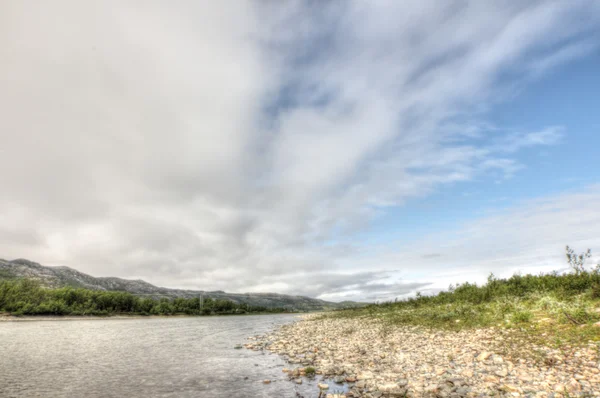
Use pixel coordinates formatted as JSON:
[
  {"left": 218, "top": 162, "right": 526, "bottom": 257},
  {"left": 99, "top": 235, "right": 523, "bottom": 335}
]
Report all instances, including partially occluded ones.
[
  {"left": 0, "top": 314, "right": 186, "bottom": 322},
  {"left": 0, "top": 312, "right": 302, "bottom": 322},
  {"left": 245, "top": 315, "right": 600, "bottom": 397}
]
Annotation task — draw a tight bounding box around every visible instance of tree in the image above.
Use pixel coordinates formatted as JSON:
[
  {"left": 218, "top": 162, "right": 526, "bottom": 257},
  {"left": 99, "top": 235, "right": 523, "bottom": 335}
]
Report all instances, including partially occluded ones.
[{"left": 566, "top": 246, "right": 592, "bottom": 274}]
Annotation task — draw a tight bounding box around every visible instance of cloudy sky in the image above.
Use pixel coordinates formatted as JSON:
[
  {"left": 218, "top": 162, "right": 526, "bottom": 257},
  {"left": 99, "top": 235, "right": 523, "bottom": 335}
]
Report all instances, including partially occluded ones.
[{"left": 1, "top": 1, "right": 600, "bottom": 302}]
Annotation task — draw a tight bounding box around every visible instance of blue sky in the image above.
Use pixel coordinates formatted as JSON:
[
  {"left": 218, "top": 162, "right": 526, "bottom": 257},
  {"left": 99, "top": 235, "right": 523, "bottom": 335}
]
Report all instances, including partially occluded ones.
[
  {"left": 356, "top": 50, "right": 600, "bottom": 246},
  {"left": 1, "top": 1, "right": 600, "bottom": 301}
]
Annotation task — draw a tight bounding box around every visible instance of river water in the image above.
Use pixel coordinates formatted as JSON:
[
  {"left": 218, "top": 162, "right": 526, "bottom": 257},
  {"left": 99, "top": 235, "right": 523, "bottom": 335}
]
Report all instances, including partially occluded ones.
[{"left": 0, "top": 314, "right": 319, "bottom": 397}]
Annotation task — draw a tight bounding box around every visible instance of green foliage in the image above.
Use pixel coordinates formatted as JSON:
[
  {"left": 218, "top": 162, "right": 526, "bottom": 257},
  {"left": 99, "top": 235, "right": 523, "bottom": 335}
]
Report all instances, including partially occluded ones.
[
  {"left": 0, "top": 279, "right": 290, "bottom": 316},
  {"left": 512, "top": 310, "right": 533, "bottom": 323},
  {"left": 325, "top": 246, "right": 600, "bottom": 340},
  {"left": 304, "top": 366, "right": 316, "bottom": 376}
]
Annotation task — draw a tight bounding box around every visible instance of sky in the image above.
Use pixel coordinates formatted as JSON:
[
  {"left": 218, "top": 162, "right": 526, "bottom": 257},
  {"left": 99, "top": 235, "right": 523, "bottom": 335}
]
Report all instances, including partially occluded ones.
[{"left": 1, "top": 1, "right": 599, "bottom": 302}]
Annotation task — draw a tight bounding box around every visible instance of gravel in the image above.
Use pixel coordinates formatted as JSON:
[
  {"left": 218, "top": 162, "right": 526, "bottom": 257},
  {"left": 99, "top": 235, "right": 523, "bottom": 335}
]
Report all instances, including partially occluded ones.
[{"left": 245, "top": 316, "right": 600, "bottom": 397}]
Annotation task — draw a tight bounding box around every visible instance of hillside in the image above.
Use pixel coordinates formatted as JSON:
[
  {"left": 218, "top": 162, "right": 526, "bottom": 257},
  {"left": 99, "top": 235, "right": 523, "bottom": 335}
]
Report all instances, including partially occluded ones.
[{"left": 0, "top": 258, "right": 359, "bottom": 311}]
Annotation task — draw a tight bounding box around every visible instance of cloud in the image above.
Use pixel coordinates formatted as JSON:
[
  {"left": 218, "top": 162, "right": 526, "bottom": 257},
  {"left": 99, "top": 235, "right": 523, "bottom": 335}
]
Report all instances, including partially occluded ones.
[
  {"left": 493, "top": 127, "right": 564, "bottom": 153},
  {"left": 1, "top": 1, "right": 599, "bottom": 301},
  {"left": 342, "top": 185, "right": 600, "bottom": 301}
]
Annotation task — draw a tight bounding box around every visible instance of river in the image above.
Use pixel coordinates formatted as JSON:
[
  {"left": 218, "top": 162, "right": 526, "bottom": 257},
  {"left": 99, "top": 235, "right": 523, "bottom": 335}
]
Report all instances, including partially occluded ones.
[{"left": 0, "top": 314, "right": 317, "bottom": 397}]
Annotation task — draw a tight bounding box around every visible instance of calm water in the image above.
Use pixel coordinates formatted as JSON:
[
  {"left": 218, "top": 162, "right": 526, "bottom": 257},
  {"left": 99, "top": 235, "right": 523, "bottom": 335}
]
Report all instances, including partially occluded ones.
[{"left": 0, "top": 315, "right": 318, "bottom": 397}]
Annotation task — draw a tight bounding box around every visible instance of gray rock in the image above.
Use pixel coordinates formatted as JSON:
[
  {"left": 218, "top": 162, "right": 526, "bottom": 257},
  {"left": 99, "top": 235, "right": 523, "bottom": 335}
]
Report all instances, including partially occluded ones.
[{"left": 334, "top": 376, "right": 346, "bottom": 384}]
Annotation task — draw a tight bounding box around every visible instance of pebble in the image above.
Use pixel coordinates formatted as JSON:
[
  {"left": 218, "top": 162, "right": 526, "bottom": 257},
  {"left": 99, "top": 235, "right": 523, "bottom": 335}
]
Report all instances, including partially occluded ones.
[{"left": 246, "top": 315, "right": 600, "bottom": 396}]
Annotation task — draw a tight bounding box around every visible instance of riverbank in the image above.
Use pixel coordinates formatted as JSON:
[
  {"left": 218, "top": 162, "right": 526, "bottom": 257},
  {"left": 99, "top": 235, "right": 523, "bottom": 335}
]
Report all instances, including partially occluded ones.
[
  {"left": 0, "top": 313, "right": 190, "bottom": 321},
  {"left": 245, "top": 315, "right": 600, "bottom": 397},
  {"left": 0, "top": 312, "right": 301, "bottom": 322}
]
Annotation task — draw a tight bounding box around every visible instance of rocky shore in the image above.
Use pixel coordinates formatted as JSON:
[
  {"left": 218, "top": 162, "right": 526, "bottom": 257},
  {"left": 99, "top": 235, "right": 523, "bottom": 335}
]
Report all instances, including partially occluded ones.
[{"left": 245, "top": 316, "right": 600, "bottom": 397}]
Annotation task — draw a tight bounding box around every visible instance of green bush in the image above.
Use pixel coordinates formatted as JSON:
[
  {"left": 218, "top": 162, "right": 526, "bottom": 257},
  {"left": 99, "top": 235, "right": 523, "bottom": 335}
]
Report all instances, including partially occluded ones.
[
  {"left": 512, "top": 310, "right": 533, "bottom": 323},
  {"left": 327, "top": 246, "right": 600, "bottom": 334},
  {"left": 0, "top": 279, "right": 290, "bottom": 317}
]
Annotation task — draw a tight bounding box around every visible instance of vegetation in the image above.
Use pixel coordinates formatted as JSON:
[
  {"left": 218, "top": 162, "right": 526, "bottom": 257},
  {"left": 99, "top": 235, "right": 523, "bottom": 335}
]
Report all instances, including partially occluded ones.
[
  {"left": 0, "top": 279, "right": 290, "bottom": 316},
  {"left": 304, "top": 366, "right": 316, "bottom": 376},
  {"left": 325, "top": 246, "right": 600, "bottom": 346}
]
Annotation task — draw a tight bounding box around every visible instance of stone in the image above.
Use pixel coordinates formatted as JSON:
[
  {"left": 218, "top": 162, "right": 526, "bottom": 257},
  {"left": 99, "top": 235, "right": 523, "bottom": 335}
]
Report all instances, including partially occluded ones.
[
  {"left": 263, "top": 379, "right": 271, "bottom": 384},
  {"left": 318, "top": 383, "right": 329, "bottom": 390},
  {"left": 553, "top": 383, "right": 565, "bottom": 392},
  {"left": 396, "top": 378, "right": 408, "bottom": 387},
  {"left": 484, "top": 375, "right": 499, "bottom": 383},
  {"left": 378, "top": 382, "right": 398, "bottom": 392},
  {"left": 567, "top": 378, "right": 581, "bottom": 392},
  {"left": 358, "top": 371, "right": 374, "bottom": 380},
  {"left": 517, "top": 374, "right": 532, "bottom": 382},
  {"left": 495, "top": 368, "right": 508, "bottom": 377},
  {"left": 502, "top": 384, "right": 519, "bottom": 393},
  {"left": 244, "top": 314, "right": 600, "bottom": 397}
]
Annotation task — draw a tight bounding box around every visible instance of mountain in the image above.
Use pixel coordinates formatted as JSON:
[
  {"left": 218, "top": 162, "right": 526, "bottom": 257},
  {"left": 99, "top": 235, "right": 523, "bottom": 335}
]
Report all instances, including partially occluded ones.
[{"left": 0, "top": 258, "right": 362, "bottom": 311}]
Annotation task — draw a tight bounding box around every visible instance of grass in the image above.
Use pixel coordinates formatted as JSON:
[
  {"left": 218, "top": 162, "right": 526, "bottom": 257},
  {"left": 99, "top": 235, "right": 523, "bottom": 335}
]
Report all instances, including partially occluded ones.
[
  {"left": 304, "top": 366, "right": 316, "bottom": 376},
  {"left": 323, "top": 247, "right": 600, "bottom": 348}
]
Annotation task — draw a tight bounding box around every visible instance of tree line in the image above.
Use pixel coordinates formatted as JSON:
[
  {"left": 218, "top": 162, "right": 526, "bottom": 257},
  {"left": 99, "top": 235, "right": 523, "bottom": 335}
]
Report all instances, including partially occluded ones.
[{"left": 0, "top": 279, "right": 290, "bottom": 316}]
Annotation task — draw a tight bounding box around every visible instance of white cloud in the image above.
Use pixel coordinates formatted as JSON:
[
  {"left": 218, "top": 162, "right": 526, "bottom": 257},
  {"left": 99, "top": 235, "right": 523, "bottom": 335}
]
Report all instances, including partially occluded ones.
[
  {"left": 337, "top": 185, "right": 600, "bottom": 302},
  {"left": 493, "top": 127, "right": 564, "bottom": 153},
  {"left": 1, "top": 1, "right": 599, "bottom": 300}
]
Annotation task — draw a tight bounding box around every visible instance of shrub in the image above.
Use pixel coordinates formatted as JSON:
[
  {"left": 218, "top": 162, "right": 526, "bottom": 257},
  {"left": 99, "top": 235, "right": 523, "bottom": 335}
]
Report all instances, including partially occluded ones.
[
  {"left": 512, "top": 310, "right": 533, "bottom": 323},
  {"left": 0, "top": 279, "right": 289, "bottom": 316}
]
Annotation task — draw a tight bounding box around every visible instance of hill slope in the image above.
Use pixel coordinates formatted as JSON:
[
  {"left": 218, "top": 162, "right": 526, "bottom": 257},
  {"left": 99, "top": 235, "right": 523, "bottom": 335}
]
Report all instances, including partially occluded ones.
[{"left": 0, "top": 258, "right": 359, "bottom": 311}]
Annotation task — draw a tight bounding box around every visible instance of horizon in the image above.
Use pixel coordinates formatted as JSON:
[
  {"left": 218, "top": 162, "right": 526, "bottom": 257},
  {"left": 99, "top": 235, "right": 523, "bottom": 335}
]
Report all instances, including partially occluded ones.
[
  {"left": 1, "top": 255, "right": 595, "bottom": 303},
  {"left": 1, "top": 1, "right": 600, "bottom": 302}
]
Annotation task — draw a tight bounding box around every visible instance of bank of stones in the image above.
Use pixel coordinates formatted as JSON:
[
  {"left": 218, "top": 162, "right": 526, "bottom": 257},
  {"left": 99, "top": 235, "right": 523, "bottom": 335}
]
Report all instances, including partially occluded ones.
[{"left": 245, "top": 316, "right": 600, "bottom": 397}]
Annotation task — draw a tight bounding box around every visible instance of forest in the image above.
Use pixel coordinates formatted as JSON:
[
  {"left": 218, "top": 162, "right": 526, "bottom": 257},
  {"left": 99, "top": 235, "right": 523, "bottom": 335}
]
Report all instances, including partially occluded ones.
[{"left": 0, "top": 279, "right": 289, "bottom": 316}]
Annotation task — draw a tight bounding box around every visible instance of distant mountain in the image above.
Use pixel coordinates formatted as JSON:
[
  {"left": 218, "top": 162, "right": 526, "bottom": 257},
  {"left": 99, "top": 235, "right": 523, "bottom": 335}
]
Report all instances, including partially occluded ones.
[{"left": 0, "top": 258, "right": 364, "bottom": 311}]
